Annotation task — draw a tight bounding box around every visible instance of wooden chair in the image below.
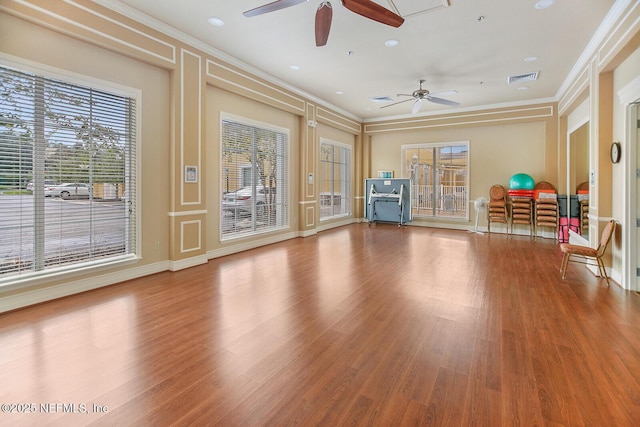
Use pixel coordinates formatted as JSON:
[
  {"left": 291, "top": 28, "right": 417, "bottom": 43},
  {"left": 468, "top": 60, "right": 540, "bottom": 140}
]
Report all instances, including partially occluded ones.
[
  {"left": 487, "top": 185, "right": 508, "bottom": 234},
  {"left": 559, "top": 219, "right": 616, "bottom": 286}
]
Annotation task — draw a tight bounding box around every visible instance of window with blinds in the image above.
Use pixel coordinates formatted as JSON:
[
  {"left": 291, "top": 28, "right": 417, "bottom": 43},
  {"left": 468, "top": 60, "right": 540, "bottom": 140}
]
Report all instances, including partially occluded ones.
[
  {"left": 0, "top": 65, "right": 138, "bottom": 283},
  {"left": 402, "top": 142, "right": 469, "bottom": 219},
  {"left": 220, "top": 116, "right": 288, "bottom": 240},
  {"left": 319, "top": 139, "right": 351, "bottom": 220}
]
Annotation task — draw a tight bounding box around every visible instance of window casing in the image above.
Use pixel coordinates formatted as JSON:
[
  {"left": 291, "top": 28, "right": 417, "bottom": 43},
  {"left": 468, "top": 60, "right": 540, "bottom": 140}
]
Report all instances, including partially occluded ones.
[
  {"left": 319, "top": 139, "right": 351, "bottom": 220},
  {"left": 220, "top": 116, "right": 288, "bottom": 240},
  {"left": 0, "top": 63, "right": 138, "bottom": 284},
  {"left": 402, "top": 142, "right": 469, "bottom": 219}
]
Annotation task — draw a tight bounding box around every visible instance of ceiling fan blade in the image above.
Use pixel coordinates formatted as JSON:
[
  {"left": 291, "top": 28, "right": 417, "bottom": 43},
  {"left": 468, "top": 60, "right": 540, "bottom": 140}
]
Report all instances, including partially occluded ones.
[
  {"left": 429, "top": 89, "right": 458, "bottom": 97},
  {"left": 315, "top": 2, "right": 333, "bottom": 47},
  {"left": 340, "top": 0, "right": 404, "bottom": 27},
  {"left": 244, "top": 0, "right": 309, "bottom": 17},
  {"left": 411, "top": 99, "right": 423, "bottom": 114},
  {"left": 396, "top": 93, "right": 414, "bottom": 97},
  {"left": 380, "top": 98, "right": 413, "bottom": 109},
  {"left": 427, "top": 96, "right": 460, "bottom": 106}
]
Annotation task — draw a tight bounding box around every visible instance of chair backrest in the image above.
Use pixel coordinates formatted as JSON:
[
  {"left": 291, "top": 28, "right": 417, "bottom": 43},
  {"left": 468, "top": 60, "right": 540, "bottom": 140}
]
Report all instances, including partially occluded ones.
[
  {"left": 489, "top": 185, "right": 506, "bottom": 202},
  {"left": 534, "top": 181, "right": 555, "bottom": 191},
  {"left": 597, "top": 219, "right": 616, "bottom": 256},
  {"left": 577, "top": 182, "right": 589, "bottom": 192}
]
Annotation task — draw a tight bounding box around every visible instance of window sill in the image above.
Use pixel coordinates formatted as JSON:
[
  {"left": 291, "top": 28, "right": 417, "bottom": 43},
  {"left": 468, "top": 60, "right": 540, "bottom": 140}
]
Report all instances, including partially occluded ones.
[{"left": 0, "top": 254, "right": 141, "bottom": 293}]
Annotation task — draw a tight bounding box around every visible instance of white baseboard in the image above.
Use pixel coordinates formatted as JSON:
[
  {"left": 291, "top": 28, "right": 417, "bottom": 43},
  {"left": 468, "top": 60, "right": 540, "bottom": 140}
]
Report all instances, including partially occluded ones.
[
  {"left": 298, "top": 229, "right": 318, "bottom": 237},
  {"left": 168, "top": 255, "right": 208, "bottom": 271},
  {"left": 207, "top": 231, "right": 299, "bottom": 259},
  {"left": 317, "top": 217, "right": 356, "bottom": 232}
]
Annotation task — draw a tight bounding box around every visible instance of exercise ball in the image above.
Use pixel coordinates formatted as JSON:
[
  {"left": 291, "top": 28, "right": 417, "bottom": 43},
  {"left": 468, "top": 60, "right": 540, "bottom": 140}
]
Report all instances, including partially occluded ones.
[{"left": 509, "top": 173, "right": 534, "bottom": 190}]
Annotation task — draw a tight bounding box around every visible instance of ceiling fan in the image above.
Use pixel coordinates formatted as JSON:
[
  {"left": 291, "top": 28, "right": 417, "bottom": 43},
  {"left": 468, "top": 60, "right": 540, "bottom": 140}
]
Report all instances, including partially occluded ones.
[
  {"left": 243, "top": 0, "right": 404, "bottom": 47},
  {"left": 382, "top": 80, "right": 460, "bottom": 114}
]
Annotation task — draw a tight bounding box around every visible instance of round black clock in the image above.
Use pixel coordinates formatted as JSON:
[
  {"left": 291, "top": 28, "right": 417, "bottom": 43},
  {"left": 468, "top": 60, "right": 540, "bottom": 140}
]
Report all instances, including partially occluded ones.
[{"left": 610, "top": 142, "right": 621, "bottom": 164}]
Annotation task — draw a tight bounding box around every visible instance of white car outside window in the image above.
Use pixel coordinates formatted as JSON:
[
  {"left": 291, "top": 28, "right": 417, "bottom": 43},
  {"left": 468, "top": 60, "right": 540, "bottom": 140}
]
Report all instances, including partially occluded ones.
[{"left": 44, "top": 183, "right": 91, "bottom": 199}]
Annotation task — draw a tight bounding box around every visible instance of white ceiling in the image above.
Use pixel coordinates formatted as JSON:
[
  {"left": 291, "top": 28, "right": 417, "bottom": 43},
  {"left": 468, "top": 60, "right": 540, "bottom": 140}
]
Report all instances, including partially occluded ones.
[{"left": 98, "top": 0, "right": 616, "bottom": 121}]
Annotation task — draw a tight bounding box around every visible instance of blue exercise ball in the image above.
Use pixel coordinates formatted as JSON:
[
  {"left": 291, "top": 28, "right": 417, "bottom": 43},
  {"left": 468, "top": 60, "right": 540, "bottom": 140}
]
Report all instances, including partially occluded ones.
[{"left": 509, "top": 173, "right": 534, "bottom": 190}]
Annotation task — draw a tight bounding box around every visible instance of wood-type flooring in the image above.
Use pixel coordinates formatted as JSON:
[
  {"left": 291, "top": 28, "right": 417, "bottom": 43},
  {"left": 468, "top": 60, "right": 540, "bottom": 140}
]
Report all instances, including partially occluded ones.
[{"left": 1, "top": 224, "right": 640, "bottom": 426}]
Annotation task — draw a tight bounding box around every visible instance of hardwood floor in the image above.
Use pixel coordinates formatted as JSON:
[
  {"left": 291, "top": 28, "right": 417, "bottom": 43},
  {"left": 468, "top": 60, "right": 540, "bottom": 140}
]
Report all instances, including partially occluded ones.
[{"left": 2, "top": 224, "right": 640, "bottom": 426}]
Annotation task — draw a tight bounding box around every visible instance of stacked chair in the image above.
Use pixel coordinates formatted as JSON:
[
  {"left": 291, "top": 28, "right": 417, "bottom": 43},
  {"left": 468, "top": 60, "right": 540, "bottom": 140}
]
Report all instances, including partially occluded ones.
[
  {"left": 508, "top": 189, "right": 534, "bottom": 238},
  {"left": 486, "top": 177, "right": 560, "bottom": 239},
  {"left": 487, "top": 184, "right": 508, "bottom": 234},
  {"left": 533, "top": 181, "right": 559, "bottom": 239},
  {"left": 510, "top": 196, "right": 534, "bottom": 236},
  {"left": 577, "top": 182, "right": 589, "bottom": 234},
  {"left": 506, "top": 173, "right": 538, "bottom": 237}
]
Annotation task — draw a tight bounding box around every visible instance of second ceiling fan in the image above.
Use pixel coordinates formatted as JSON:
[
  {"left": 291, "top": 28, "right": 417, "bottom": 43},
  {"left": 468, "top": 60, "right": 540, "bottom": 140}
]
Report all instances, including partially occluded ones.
[
  {"left": 243, "top": 0, "right": 405, "bottom": 47},
  {"left": 382, "top": 80, "right": 460, "bottom": 114}
]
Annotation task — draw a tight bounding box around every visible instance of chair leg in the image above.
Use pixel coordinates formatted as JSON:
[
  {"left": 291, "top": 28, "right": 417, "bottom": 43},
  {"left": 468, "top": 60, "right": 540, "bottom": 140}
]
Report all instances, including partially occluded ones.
[
  {"left": 560, "top": 253, "right": 569, "bottom": 279},
  {"left": 597, "top": 256, "right": 611, "bottom": 287}
]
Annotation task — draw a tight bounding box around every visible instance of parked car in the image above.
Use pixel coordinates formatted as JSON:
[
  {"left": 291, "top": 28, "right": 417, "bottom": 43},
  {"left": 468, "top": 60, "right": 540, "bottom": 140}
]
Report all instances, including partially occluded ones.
[
  {"left": 222, "top": 186, "right": 275, "bottom": 216},
  {"left": 44, "top": 183, "right": 91, "bottom": 199},
  {"left": 27, "top": 179, "right": 57, "bottom": 192}
]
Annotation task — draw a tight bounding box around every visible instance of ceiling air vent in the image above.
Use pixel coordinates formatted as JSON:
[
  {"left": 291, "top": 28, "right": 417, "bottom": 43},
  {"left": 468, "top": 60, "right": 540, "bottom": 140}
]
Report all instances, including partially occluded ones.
[
  {"left": 370, "top": 96, "right": 394, "bottom": 103},
  {"left": 508, "top": 71, "right": 539, "bottom": 84}
]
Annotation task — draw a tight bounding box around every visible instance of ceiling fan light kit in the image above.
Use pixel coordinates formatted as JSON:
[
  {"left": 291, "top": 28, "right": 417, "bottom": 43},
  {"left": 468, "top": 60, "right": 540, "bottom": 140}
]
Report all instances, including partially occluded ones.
[{"left": 244, "top": 0, "right": 404, "bottom": 47}]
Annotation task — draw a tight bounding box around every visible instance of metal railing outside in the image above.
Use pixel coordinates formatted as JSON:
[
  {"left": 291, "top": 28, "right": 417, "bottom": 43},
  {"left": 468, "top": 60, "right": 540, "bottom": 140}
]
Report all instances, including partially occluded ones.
[{"left": 411, "top": 185, "right": 468, "bottom": 218}]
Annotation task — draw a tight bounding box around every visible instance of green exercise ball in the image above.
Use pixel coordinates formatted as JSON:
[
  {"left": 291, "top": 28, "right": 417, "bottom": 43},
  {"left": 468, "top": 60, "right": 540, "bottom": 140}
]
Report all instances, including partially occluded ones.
[{"left": 509, "top": 173, "right": 534, "bottom": 190}]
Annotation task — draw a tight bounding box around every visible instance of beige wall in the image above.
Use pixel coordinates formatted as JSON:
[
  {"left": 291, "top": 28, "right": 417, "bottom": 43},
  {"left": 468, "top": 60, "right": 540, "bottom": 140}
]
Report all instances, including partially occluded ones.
[
  {"left": 611, "top": 45, "right": 640, "bottom": 286},
  {"left": 558, "top": 0, "right": 640, "bottom": 289},
  {"left": 0, "top": 2, "right": 359, "bottom": 310},
  {"left": 365, "top": 105, "right": 556, "bottom": 230},
  {"left": 205, "top": 86, "right": 301, "bottom": 253},
  {"left": 0, "top": 0, "right": 638, "bottom": 310},
  {"left": 0, "top": 11, "right": 171, "bottom": 288},
  {"left": 371, "top": 121, "right": 546, "bottom": 189}
]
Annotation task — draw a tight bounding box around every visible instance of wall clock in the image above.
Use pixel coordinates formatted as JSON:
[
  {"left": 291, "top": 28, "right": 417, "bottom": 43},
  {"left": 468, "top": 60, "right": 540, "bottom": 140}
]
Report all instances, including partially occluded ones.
[{"left": 610, "top": 142, "right": 621, "bottom": 164}]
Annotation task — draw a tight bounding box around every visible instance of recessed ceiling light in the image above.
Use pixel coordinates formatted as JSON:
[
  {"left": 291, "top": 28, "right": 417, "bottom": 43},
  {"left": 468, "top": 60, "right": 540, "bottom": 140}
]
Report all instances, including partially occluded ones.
[
  {"left": 524, "top": 56, "right": 539, "bottom": 62},
  {"left": 207, "top": 16, "right": 224, "bottom": 26},
  {"left": 336, "top": 91, "right": 344, "bottom": 95},
  {"left": 534, "top": 0, "right": 555, "bottom": 10},
  {"left": 518, "top": 86, "right": 529, "bottom": 91},
  {"left": 289, "top": 65, "right": 301, "bottom": 70},
  {"left": 385, "top": 39, "right": 399, "bottom": 47}
]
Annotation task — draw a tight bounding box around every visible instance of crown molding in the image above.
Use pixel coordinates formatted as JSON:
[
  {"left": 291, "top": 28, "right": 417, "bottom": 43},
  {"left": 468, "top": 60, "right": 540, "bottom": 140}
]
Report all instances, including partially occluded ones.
[
  {"left": 92, "top": 0, "right": 363, "bottom": 122},
  {"left": 364, "top": 97, "right": 557, "bottom": 124},
  {"left": 555, "top": 0, "right": 632, "bottom": 102}
]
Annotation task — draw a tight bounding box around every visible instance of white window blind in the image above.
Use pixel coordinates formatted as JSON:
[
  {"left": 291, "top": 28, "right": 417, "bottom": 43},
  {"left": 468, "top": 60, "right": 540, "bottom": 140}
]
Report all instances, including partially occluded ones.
[
  {"left": 402, "top": 142, "right": 469, "bottom": 219},
  {"left": 319, "top": 139, "right": 351, "bottom": 220},
  {"left": 220, "top": 117, "right": 288, "bottom": 239},
  {"left": 0, "top": 65, "right": 137, "bottom": 282}
]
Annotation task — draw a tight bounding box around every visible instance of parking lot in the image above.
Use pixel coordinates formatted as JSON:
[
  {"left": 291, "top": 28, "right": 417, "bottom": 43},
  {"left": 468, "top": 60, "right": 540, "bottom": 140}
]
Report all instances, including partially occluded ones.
[{"left": 0, "top": 195, "right": 128, "bottom": 274}]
